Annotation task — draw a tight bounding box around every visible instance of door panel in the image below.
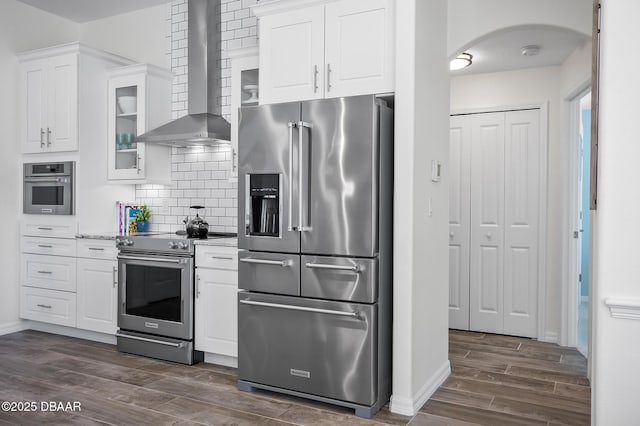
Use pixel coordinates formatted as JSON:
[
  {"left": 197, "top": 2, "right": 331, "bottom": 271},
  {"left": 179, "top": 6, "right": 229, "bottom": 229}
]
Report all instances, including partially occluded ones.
[
  {"left": 48, "top": 53, "right": 77, "bottom": 151},
  {"left": 301, "top": 95, "right": 378, "bottom": 257},
  {"left": 503, "top": 109, "right": 539, "bottom": 338},
  {"left": 469, "top": 113, "right": 504, "bottom": 334},
  {"left": 238, "top": 291, "right": 377, "bottom": 406},
  {"left": 449, "top": 116, "right": 470, "bottom": 330},
  {"left": 21, "top": 59, "right": 47, "bottom": 153},
  {"left": 238, "top": 250, "right": 300, "bottom": 296},
  {"left": 301, "top": 255, "right": 377, "bottom": 303},
  {"left": 238, "top": 102, "right": 301, "bottom": 253}
]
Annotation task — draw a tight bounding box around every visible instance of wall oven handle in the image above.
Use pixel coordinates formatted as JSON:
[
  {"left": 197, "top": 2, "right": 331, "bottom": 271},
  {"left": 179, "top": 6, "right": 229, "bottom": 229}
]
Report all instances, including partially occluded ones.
[
  {"left": 305, "top": 262, "right": 361, "bottom": 273},
  {"left": 240, "top": 258, "right": 291, "bottom": 267},
  {"left": 116, "top": 332, "right": 184, "bottom": 348},
  {"left": 287, "top": 122, "right": 297, "bottom": 231},
  {"left": 117, "top": 255, "right": 182, "bottom": 264},
  {"left": 240, "top": 299, "right": 359, "bottom": 318}
]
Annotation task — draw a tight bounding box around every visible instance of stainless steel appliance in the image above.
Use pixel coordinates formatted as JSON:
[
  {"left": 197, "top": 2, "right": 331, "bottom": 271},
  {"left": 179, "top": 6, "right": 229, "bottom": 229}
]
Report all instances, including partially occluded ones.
[
  {"left": 23, "top": 161, "right": 75, "bottom": 215},
  {"left": 237, "top": 95, "right": 393, "bottom": 418},
  {"left": 116, "top": 232, "right": 232, "bottom": 364}
]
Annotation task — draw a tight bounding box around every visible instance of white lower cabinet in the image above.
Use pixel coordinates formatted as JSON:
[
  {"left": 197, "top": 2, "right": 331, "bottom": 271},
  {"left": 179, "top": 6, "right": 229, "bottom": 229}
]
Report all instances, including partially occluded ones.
[
  {"left": 195, "top": 245, "right": 239, "bottom": 358},
  {"left": 20, "top": 286, "right": 77, "bottom": 327},
  {"left": 76, "top": 258, "right": 118, "bottom": 334}
]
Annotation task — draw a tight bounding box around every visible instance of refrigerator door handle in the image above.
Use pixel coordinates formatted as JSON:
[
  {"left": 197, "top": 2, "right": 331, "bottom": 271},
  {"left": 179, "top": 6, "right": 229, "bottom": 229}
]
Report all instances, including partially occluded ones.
[
  {"left": 298, "top": 121, "right": 313, "bottom": 231},
  {"left": 240, "top": 258, "right": 292, "bottom": 267},
  {"left": 305, "top": 262, "right": 361, "bottom": 273},
  {"left": 240, "top": 299, "right": 359, "bottom": 318},
  {"left": 288, "top": 122, "right": 297, "bottom": 231}
]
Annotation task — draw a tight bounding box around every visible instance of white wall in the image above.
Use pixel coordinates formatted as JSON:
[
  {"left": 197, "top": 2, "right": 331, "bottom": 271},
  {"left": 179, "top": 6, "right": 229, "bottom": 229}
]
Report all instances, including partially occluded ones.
[
  {"left": 79, "top": 5, "right": 167, "bottom": 68},
  {"left": 447, "top": 0, "right": 592, "bottom": 56},
  {"left": 592, "top": 0, "right": 640, "bottom": 422},
  {"left": 391, "top": 0, "right": 450, "bottom": 415},
  {"left": 0, "top": 1, "right": 78, "bottom": 331}
]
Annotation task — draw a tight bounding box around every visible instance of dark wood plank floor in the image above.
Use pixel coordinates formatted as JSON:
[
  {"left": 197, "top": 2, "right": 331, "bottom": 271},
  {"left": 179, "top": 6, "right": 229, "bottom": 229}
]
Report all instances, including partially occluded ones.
[{"left": 0, "top": 330, "right": 590, "bottom": 425}]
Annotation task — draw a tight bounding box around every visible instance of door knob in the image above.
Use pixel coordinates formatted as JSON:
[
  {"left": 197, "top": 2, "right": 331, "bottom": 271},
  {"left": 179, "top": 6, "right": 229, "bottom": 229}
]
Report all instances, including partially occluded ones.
[
  {"left": 485, "top": 233, "right": 492, "bottom": 239},
  {"left": 449, "top": 232, "right": 454, "bottom": 238}
]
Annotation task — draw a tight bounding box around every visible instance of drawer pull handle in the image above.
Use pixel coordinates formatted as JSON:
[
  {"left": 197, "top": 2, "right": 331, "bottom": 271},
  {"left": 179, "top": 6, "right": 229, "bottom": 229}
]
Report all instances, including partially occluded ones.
[
  {"left": 38, "top": 227, "right": 53, "bottom": 231},
  {"left": 37, "top": 270, "right": 53, "bottom": 275},
  {"left": 88, "top": 247, "right": 105, "bottom": 251},
  {"left": 211, "top": 256, "right": 233, "bottom": 260},
  {"left": 37, "top": 244, "right": 53, "bottom": 249},
  {"left": 37, "top": 304, "right": 52, "bottom": 309},
  {"left": 116, "top": 332, "right": 184, "bottom": 348},
  {"left": 240, "top": 258, "right": 291, "bottom": 267},
  {"left": 240, "top": 299, "right": 359, "bottom": 318},
  {"left": 305, "top": 262, "right": 361, "bottom": 273}
]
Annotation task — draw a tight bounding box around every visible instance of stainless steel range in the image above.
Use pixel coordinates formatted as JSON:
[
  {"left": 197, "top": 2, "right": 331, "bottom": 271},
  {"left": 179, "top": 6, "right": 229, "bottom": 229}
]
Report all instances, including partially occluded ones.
[{"left": 115, "top": 232, "right": 234, "bottom": 364}]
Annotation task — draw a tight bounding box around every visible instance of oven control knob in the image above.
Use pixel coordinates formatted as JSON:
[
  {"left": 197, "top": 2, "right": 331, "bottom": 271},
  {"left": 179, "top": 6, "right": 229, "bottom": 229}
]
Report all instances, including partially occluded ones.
[
  {"left": 177, "top": 241, "right": 188, "bottom": 250},
  {"left": 168, "top": 241, "right": 178, "bottom": 249},
  {"left": 125, "top": 239, "right": 134, "bottom": 246}
]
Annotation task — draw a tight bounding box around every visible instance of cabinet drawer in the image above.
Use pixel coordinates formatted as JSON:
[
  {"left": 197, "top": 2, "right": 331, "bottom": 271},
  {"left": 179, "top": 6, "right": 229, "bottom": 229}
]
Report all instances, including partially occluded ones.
[
  {"left": 21, "top": 254, "right": 77, "bottom": 292},
  {"left": 196, "top": 246, "right": 238, "bottom": 270},
  {"left": 21, "top": 236, "right": 76, "bottom": 257},
  {"left": 21, "top": 220, "right": 77, "bottom": 238},
  {"left": 77, "top": 239, "right": 117, "bottom": 260},
  {"left": 20, "top": 286, "right": 76, "bottom": 327}
]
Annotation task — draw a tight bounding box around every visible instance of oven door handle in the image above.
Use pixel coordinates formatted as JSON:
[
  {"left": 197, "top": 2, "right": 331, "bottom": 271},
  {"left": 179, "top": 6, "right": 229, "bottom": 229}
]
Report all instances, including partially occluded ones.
[
  {"left": 117, "top": 255, "right": 183, "bottom": 264},
  {"left": 116, "top": 332, "right": 184, "bottom": 348},
  {"left": 240, "top": 299, "right": 359, "bottom": 318}
]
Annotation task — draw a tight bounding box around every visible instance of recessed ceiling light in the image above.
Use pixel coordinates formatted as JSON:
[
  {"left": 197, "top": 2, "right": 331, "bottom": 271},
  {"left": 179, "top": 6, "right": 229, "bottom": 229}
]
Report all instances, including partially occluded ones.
[
  {"left": 450, "top": 52, "right": 473, "bottom": 71},
  {"left": 521, "top": 45, "right": 541, "bottom": 56}
]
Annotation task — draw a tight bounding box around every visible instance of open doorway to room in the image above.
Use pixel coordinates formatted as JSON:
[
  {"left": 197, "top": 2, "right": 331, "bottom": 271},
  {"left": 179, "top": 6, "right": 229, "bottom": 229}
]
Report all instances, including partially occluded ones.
[{"left": 447, "top": 23, "right": 592, "bottom": 341}]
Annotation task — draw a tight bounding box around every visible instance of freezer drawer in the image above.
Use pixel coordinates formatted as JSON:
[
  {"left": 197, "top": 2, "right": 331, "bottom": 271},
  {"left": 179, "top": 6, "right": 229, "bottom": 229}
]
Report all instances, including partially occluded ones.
[
  {"left": 238, "top": 251, "right": 300, "bottom": 295},
  {"left": 238, "top": 292, "right": 377, "bottom": 406},
  {"left": 301, "top": 255, "right": 378, "bottom": 303}
]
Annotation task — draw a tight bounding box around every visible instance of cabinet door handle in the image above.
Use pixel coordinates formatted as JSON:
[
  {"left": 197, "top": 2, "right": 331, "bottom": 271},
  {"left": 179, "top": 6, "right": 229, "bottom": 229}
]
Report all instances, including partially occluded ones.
[
  {"left": 37, "top": 304, "right": 52, "bottom": 309},
  {"left": 37, "top": 270, "right": 53, "bottom": 275},
  {"left": 38, "top": 227, "right": 53, "bottom": 231},
  {"left": 37, "top": 244, "right": 53, "bottom": 249},
  {"left": 136, "top": 155, "right": 141, "bottom": 174},
  {"left": 40, "top": 128, "right": 45, "bottom": 148},
  {"left": 112, "top": 266, "right": 118, "bottom": 288},
  {"left": 47, "top": 127, "right": 51, "bottom": 147},
  {"left": 196, "top": 275, "right": 200, "bottom": 299},
  {"left": 88, "top": 247, "right": 105, "bottom": 251},
  {"left": 327, "top": 63, "right": 332, "bottom": 92},
  {"left": 313, "top": 64, "right": 319, "bottom": 93}
]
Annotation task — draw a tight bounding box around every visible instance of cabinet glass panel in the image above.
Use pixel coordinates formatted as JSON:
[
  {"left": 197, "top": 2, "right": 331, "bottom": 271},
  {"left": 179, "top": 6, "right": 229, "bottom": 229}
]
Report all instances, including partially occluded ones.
[
  {"left": 241, "top": 69, "right": 259, "bottom": 106},
  {"left": 114, "top": 86, "right": 138, "bottom": 171}
]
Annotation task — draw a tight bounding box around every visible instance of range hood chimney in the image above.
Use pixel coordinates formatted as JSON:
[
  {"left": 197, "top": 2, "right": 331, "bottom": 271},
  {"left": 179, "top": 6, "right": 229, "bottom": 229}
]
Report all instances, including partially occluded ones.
[{"left": 137, "top": 0, "right": 230, "bottom": 146}]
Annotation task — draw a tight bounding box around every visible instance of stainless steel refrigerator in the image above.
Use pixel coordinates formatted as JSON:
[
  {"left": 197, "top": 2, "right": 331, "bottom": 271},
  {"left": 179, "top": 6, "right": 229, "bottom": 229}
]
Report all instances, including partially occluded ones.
[{"left": 237, "top": 94, "right": 393, "bottom": 418}]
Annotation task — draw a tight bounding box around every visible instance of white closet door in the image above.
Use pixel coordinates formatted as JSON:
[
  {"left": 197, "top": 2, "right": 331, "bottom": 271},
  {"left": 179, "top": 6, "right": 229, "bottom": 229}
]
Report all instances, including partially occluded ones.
[
  {"left": 448, "top": 115, "right": 471, "bottom": 330},
  {"left": 469, "top": 112, "right": 505, "bottom": 334},
  {"left": 503, "top": 109, "right": 539, "bottom": 338}
]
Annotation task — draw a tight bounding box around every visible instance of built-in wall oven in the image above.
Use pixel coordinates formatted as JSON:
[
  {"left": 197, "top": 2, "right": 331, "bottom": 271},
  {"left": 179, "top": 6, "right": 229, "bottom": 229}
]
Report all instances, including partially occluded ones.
[
  {"left": 116, "top": 234, "right": 202, "bottom": 365},
  {"left": 23, "top": 161, "right": 75, "bottom": 215}
]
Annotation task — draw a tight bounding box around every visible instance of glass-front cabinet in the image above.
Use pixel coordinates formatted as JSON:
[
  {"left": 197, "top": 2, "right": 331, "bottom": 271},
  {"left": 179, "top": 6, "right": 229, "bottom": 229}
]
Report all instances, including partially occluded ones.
[
  {"left": 107, "top": 64, "right": 172, "bottom": 183},
  {"left": 228, "top": 47, "right": 259, "bottom": 180}
]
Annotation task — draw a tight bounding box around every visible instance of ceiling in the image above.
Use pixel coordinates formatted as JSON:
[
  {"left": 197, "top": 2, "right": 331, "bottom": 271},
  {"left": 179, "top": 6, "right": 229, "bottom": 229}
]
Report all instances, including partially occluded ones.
[
  {"left": 16, "top": 0, "right": 170, "bottom": 23},
  {"left": 450, "top": 26, "right": 589, "bottom": 76}
]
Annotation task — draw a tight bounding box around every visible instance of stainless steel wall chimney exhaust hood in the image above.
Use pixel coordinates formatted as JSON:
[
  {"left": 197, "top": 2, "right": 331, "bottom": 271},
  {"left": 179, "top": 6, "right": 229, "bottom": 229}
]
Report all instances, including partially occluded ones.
[{"left": 137, "top": 0, "right": 230, "bottom": 146}]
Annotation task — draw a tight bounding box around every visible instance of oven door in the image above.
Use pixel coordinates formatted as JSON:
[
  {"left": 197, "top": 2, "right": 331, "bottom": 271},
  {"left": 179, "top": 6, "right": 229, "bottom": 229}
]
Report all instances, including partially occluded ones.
[
  {"left": 24, "top": 177, "right": 73, "bottom": 215},
  {"left": 118, "top": 252, "right": 194, "bottom": 340}
]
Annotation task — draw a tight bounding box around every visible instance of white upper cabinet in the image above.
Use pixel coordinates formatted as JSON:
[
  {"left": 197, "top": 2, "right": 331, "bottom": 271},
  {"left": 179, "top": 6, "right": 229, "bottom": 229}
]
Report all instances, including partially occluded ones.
[
  {"left": 107, "top": 64, "right": 172, "bottom": 184},
  {"left": 254, "top": 0, "right": 395, "bottom": 104},
  {"left": 20, "top": 53, "right": 78, "bottom": 153}
]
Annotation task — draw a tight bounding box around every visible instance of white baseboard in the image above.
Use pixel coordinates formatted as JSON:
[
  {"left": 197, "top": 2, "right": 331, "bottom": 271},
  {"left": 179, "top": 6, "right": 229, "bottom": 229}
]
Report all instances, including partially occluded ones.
[
  {"left": 389, "top": 360, "right": 451, "bottom": 416},
  {"left": 204, "top": 352, "right": 238, "bottom": 368},
  {"left": 0, "top": 321, "right": 28, "bottom": 336},
  {"left": 26, "top": 321, "right": 116, "bottom": 345},
  {"left": 543, "top": 331, "right": 559, "bottom": 344}
]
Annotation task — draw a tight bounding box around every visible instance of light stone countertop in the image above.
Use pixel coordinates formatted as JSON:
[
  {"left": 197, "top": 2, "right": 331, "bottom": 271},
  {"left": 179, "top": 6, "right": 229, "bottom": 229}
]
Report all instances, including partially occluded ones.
[
  {"left": 192, "top": 237, "right": 238, "bottom": 248},
  {"left": 76, "top": 233, "right": 118, "bottom": 240}
]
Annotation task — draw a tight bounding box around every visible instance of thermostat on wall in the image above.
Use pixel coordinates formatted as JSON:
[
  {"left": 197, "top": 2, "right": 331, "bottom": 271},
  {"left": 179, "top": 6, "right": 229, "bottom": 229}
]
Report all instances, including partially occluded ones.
[{"left": 431, "top": 160, "right": 442, "bottom": 182}]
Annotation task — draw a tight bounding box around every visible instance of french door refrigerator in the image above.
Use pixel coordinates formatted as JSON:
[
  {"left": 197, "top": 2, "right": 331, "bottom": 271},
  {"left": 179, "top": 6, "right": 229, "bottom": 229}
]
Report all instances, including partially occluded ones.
[{"left": 237, "top": 95, "right": 393, "bottom": 418}]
